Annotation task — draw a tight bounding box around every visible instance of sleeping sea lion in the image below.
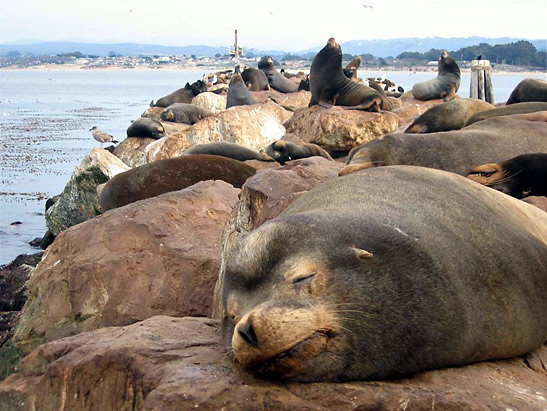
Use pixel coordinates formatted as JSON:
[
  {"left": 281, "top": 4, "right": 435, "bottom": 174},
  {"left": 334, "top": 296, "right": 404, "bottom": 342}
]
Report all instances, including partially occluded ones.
[
  {"left": 160, "top": 103, "right": 214, "bottom": 124},
  {"left": 506, "top": 78, "right": 547, "bottom": 105},
  {"left": 258, "top": 56, "right": 299, "bottom": 93},
  {"left": 126, "top": 117, "right": 166, "bottom": 139},
  {"left": 463, "top": 102, "right": 547, "bottom": 127},
  {"left": 221, "top": 165, "right": 547, "bottom": 382},
  {"left": 182, "top": 142, "right": 270, "bottom": 162},
  {"left": 152, "top": 80, "right": 207, "bottom": 107},
  {"left": 262, "top": 140, "right": 333, "bottom": 165}
]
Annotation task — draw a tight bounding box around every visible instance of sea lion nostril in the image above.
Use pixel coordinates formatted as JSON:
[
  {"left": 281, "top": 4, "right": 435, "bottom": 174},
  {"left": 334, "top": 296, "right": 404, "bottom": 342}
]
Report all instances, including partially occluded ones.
[{"left": 238, "top": 321, "right": 259, "bottom": 348}]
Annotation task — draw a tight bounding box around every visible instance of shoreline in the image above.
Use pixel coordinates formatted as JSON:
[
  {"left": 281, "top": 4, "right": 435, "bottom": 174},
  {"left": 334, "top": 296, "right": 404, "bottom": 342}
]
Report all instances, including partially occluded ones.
[{"left": 1, "top": 64, "right": 546, "bottom": 77}]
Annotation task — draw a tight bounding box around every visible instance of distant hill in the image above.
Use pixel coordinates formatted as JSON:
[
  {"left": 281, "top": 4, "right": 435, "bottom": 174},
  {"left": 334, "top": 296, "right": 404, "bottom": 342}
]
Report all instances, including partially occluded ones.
[{"left": 1, "top": 37, "right": 545, "bottom": 58}]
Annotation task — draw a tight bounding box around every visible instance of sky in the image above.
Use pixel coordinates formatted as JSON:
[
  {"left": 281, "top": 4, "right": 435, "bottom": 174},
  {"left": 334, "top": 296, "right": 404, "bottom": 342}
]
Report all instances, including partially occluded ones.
[{"left": 1, "top": 0, "right": 546, "bottom": 51}]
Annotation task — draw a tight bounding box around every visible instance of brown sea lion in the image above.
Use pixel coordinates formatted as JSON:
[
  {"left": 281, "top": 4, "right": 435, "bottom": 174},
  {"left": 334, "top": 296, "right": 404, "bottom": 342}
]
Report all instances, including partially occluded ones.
[
  {"left": 160, "top": 103, "right": 214, "bottom": 124},
  {"left": 343, "top": 56, "right": 362, "bottom": 81},
  {"left": 99, "top": 155, "right": 256, "bottom": 211},
  {"left": 226, "top": 73, "right": 258, "bottom": 109},
  {"left": 405, "top": 98, "right": 494, "bottom": 133},
  {"left": 506, "top": 78, "right": 547, "bottom": 105},
  {"left": 464, "top": 102, "right": 547, "bottom": 127},
  {"left": 467, "top": 153, "right": 547, "bottom": 199},
  {"left": 339, "top": 114, "right": 547, "bottom": 176},
  {"left": 152, "top": 80, "right": 207, "bottom": 107},
  {"left": 411, "top": 51, "right": 461, "bottom": 101},
  {"left": 126, "top": 117, "right": 166, "bottom": 139},
  {"left": 241, "top": 67, "right": 270, "bottom": 91},
  {"left": 182, "top": 142, "right": 270, "bottom": 162},
  {"left": 221, "top": 165, "right": 547, "bottom": 382},
  {"left": 258, "top": 56, "right": 299, "bottom": 93},
  {"left": 309, "top": 38, "right": 391, "bottom": 112},
  {"left": 262, "top": 140, "right": 333, "bottom": 165}
]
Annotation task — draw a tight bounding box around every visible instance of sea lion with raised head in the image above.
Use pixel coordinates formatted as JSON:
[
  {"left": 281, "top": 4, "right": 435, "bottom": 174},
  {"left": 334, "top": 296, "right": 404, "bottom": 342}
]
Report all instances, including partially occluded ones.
[
  {"left": 506, "top": 78, "right": 547, "bottom": 105},
  {"left": 405, "top": 98, "right": 494, "bottom": 133},
  {"left": 241, "top": 67, "right": 270, "bottom": 91},
  {"left": 126, "top": 117, "right": 166, "bottom": 139},
  {"left": 464, "top": 102, "right": 547, "bottom": 127},
  {"left": 152, "top": 80, "right": 207, "bottom": 107},
  {"left": 258, "top": 56, "right": 299, "bottom": 93},
  {"left": 160, "top": 103, "right": 214, "bottom": 124},
  {"left": 221, "top": 165, "right": 547, "bottom": 382},
  {"left": 309, "top": 38, "right": 391, "bottom": 111},
  {"left": 226, "top": 73, "right": 258, "bottom": 109},
  {"left": 262, "top": 140, "right": 333, "bottom": 165},
  {"left": 411, "top": 50, "right": 461, "bottom": 101},
  {"left": 467, "top": 152, "right": 547, "bottom": 198},
  {"left": 339, "top": 113, "right": 547, "bottom": 176},
  {"left": 99, "top": 155, "right": 256, "bottom": 211}
]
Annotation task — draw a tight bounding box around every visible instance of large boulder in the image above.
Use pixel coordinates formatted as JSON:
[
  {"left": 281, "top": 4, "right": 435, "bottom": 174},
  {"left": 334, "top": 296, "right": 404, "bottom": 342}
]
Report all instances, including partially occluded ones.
[
  {"left": 45, "top": 148, "right": 130, "bottom": 235},
  {"left": 191, "top": 91, "right": 227, "bottom": 114},
  {"left": 112, "top": 137, "right": 156, "bottom": 168},
  {"left": 13, "top": 180, "right": 240, "bottom": 355},
  {"left": 1, "top": 316, "right": 545, "bottom": 410},
  {"left": 146, "top": 101, "right": 289, "bottom": 162},
  {"left": 251, "top": 90, "right": 312, "bottom": 111},
  {"left": 212, "top": 157, "right": 343, "bottom": 319}
]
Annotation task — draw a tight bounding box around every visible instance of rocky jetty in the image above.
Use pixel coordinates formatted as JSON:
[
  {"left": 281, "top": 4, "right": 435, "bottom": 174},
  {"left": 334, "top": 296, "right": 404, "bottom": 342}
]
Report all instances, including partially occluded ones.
[{"left": 2, "top": 68, "right": 546, "bottom": 410}]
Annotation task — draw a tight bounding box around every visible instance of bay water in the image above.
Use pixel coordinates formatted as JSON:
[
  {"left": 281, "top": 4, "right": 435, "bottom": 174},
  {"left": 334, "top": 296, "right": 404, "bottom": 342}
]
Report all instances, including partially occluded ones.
[{"left": 0, "top": 68, "right": 545, "bottom": 264}]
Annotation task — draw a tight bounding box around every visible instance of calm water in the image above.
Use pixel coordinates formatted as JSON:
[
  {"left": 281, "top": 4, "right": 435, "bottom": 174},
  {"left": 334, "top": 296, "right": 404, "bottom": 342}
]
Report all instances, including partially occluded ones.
[{"left": 0, "top": 68, "right": 545, "bottom": 264}]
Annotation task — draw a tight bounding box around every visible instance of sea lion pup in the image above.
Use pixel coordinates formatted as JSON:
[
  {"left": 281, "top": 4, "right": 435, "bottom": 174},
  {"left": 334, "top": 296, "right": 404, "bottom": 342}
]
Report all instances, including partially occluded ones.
[
  {"left": 464, "top": 102, "right": 547, "bottom": 127},
  {"left": 258, "top": 56, "right": 299, "bottom": 93},
  {"left": 309, "top": 38, "right": 391, "bottom": 111},
  {"left": 506, "top": 78, "right": 547, "bottom": 104},
  {"left": 405, "top": 98, "right": 494, "bottom": 133},
  {"left": 221, "top": 165, "right": 547, "bottom": 382},
  {"left": 126, "top": 117, "right": 165, "bottom": 139},
  {"left": 411, "top": 50, "right": 461, "bottom": 101},
  {"left": 226, "top": 73, "right": 257, "bottom": 109},
  {"left": 343, "top": 56, "right": 362, "bottom": 81},
  {"left": 152, "top": 80, "right": 207, "bottom": 107},
  {"left": 160, "top": 103, "right": 214, "bottom": 124},
  {"left": 182, "top": 142, "right": 271, "bottom": 162},
  {"left": 338, "top": 114, "right": 547, "bottom": 176},
  {"left": 262, "top": 140, "right": 333, "bottom": 165},
  {"left": 467, "top": 153, "right": 547, "bottom": 199},
  {"left": 241, "top": 67, "right": 270, "bottom": 91},
  {"left": 99, "top": 155, "right": 256, "bottom": 211}
]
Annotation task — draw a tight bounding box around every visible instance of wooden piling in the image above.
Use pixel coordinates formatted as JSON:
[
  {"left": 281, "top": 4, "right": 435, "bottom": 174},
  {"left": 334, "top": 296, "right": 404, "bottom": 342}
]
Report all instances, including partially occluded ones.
[{"left": 470, "top": 60, "right": 494, "bottom": 103}]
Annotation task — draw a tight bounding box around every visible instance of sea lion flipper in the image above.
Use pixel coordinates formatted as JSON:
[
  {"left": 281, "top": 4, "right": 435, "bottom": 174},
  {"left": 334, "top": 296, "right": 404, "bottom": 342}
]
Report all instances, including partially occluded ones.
[{"left": 318, "top": 101, "right": 333, "bottom": 109}]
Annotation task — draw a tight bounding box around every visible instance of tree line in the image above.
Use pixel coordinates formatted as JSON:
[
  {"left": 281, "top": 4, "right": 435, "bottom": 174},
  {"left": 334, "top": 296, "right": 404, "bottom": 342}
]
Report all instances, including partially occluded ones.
[{"left": 397, "top": 41, "right": 546, "bottom": 68}]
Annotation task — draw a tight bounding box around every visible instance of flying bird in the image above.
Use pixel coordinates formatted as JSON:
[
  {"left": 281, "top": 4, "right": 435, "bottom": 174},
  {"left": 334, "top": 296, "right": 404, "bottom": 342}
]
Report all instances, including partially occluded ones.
[
  {"left": 362, "top": 4, "right": 374, "bottom": 8},
  {"left": 90, "top": 126, "right": 118, "bottom": 147}
]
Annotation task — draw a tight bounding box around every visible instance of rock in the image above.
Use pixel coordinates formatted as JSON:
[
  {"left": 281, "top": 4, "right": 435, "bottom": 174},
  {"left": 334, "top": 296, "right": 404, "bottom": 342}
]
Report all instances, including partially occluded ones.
[
  {"left": 146, "top": 101, "right": 289, "bottom": 162},
  {"left": 141, "top": 106, "right": 163, "bottom": 122},
  {"left": 1, "top": 316, "right": 545, "bottom": 410},
  {"left": 0, "top": 253, "right": 42, "bottom": 380},
  {"left": 13, "top": 181, "right": 240, "bottom": 355},
  {"left": 191, "top": 91, "right": 227, "bottom": 114},
  {"left": 212, "top": 157, "right": 343, "bottom": 319},
  {"left": 284, "top": 105, "right": 400, "bottom": 153},
  {"left": 45, "top": 148, "right": 130, "bottom": 236},
  {"left": 113, "top": 137, "right": 156, "bottom": 168},
  {"left": 161, "top": 121, "right": 191, "bottom": 135},
  {"left": 522, "top": 196, "right": 547, "bottom": 213},
  {"left": 251, "top": 90, "right": 311, "bottom": 111},
  {"left": 207, "top": 83, "right": 229, "bottom": 94}
]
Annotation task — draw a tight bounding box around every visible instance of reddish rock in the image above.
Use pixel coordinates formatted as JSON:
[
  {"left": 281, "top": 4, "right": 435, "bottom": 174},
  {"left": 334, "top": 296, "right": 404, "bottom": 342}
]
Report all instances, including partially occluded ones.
[
  {"left": 191, "top": 91, "right": 227, "bottom": 114},
  {"left": 13, "top": 181, "right": 240, "bottom": 355},
  {"left": 1, "top": 316, "right": 545, "bottom": 410},
  {"left": 113, "top": 137, "right": 156, "bottom": 168},
  {"left": 251, "top": 90, "right": 311, "bottom": 111},
  {"left": 140, "top": 106, "right": 163, "bottom": 122}
]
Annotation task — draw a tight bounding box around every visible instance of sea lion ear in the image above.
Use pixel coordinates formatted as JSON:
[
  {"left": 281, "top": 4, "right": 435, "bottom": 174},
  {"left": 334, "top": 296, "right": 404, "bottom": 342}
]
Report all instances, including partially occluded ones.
[{"left": 350, "top": 247, "right": 373, "bottom": 259}]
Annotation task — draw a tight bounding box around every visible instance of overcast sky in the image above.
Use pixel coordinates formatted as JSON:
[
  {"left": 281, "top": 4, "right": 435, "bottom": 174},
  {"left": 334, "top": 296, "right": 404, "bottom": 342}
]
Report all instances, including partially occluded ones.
[{"left": 1, "top": 0, "right": 546, "bottom": 51}]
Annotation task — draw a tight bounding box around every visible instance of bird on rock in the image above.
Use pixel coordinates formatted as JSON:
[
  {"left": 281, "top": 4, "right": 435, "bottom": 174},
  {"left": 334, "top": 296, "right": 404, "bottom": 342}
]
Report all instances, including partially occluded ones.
[{"left": 90, "top": 126, "right": 118, "bottom": 147}]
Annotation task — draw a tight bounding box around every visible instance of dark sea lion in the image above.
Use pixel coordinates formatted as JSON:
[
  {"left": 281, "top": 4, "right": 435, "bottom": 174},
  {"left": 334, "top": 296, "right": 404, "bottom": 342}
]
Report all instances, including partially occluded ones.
[
  {"left": 160, "top": 103, "right": 214, "bottom": 124},
  {"left": 182, "top": 142, "right": 270, "bottom": 162},
  {"left": 339, "top": 114, "right": 547, "bottom": 176},
  {"left": 309, "top": 38, "right": 391, "bottom": 111},
  {"left": 221, "top": 165, "right": 547, "bottom": 382},
  {"left": 464, "top": 102, "right": 547, "bottom": 127},
  {"left": 226, "top": 73, "right": 258, "bottom": 109},
  {"left": 343, "top": 56, "right": 362, "bottom": 81},
  {"left": 241, "top": 67, "right": 270, "bottom": 91},
  {"left": 258, "top": 56, "right": 299, "bottom": 93},
  {"left": 152, "top": 80, "right": 207, "bottom": 107},
  {"left": 467, "top": 153, "right": 547, "bottom": 199},
  {"left": 506, "top": 78, "right": 547, "bottom": 105},
  {"left": 297, "top": 75, "right": 310, "bottom": 91},
  {"left": 405, "top": 98, "right": 494, "bottom": 133},
  {"left": 126, "top": 117, "right": 166, "bottom": 139},
  {"left": 99, "top": 155, "right": 256, "bottom": 211},
  {"left": 411, "top": 50, "right": 461, "bottom": 101},
  {"left": 262, "top": 140, "right": 333, "bottom": 165}
]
